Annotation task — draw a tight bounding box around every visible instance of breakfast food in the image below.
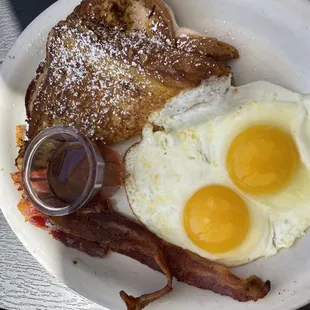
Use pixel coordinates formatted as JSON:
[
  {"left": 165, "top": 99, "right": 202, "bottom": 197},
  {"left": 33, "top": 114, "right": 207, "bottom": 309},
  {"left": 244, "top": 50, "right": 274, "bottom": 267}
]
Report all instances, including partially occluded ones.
[
  {"left": 125, "top": 80, "right": 310, "bottom": 267},
  {"left": 11, "top": 0, "right": 278, "bottom": 308},
  {"left": 25, "top": 0, "right": 238, "bottom": 144},
  {"left": 10, "top": 175, "right": 270, "bottom": 309}
]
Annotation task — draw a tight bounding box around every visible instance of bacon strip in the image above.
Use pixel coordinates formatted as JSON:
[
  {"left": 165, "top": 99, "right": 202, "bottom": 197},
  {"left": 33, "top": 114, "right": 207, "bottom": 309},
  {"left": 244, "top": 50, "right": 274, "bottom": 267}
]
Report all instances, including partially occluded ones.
[
  {"left": 11, "top": 171, "right": 23, "bottom": 191},
  {"left": 12, "top": 172, "right": 270, "bottom": 309},
  {"left": 51, "top": 223, "right": 270, "bottom": 303},
  {"left": 48, "top": 203, "right": 270, "bottom": 304},
  {"left": 17, "top": 198, "right": 49, "bottom": 228}
]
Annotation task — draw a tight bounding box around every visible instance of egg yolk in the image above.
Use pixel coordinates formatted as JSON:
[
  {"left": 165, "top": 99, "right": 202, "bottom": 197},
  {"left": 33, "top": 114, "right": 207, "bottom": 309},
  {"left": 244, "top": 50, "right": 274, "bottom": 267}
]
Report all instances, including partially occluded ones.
[
  {"left": 227, "top": 125, "right": 299, "bottom": 194},
  {"left": 183, "top": 185, "right": 249, "bottom": 253}
]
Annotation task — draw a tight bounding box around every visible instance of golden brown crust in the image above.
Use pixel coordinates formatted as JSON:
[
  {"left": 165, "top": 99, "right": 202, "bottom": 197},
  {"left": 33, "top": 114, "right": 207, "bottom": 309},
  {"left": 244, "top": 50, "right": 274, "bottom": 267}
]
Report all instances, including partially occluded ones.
[
  {"left": 25, "top": 0, "right": 238, "bottom": 143},
  {"left": 72, "top": 0, "right": 176, "bottom": 40},
  {"left": 25, "top": 62, "right": 46, "bottom": 120},
  {"left": 176, "top": 33, "right": 239, "bottom": 61}
]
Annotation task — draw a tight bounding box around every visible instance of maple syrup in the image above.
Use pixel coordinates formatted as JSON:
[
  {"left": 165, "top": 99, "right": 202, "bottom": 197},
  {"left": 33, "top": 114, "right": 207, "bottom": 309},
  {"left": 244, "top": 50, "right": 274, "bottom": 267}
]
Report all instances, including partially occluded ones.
[{"left": 47, "top": 143, "right": 90, "bottom": 204}]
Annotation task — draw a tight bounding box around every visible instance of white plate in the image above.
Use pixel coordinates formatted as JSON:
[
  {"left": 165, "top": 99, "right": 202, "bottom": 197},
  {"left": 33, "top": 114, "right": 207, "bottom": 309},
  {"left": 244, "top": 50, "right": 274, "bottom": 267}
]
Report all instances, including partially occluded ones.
[{"left": 1, "top": 0, "right": 310, "bottom": 309}]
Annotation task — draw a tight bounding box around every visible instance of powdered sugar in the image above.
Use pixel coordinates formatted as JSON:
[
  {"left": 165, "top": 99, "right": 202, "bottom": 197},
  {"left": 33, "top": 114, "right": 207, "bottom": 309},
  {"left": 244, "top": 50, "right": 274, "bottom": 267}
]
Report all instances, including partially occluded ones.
[
  {"left": 28, "top": 3, "right": 229, "bottom": 142},
  {"left": 35, "top": 18, "right": 174, "bottom": 138}
]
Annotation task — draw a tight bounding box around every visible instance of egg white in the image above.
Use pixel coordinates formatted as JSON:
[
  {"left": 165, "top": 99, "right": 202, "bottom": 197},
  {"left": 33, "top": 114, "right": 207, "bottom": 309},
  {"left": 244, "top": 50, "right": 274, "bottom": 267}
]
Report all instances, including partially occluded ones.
[
  {"left": 125, "top": 125, "right": 275, "bottom": 266},
  {"left": 125, "top": 80, "right": 310, "bottom": 266},
  {"left": 194, "top": 81, "right": 310, "bottom": 249}
]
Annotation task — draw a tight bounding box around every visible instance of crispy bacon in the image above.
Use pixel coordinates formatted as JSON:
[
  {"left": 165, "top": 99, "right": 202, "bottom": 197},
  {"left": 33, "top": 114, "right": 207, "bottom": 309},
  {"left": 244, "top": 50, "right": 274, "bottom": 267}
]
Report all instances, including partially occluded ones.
[
  {"left": 48, "top": 203, "right": 270, "bottom": 305},
  {"left": 17, "top": 198, "right": 49, "bottom": 228},
  {"left": 53, "top": 228, "right": 270, "bottom": 304},
  {"left": 11, "top": 171, "right": 22, "bottom": 191},
  {"left": 12, "top": 171, "right": 51, "bottom": 228},
  {"left": 11, "top": 173, "right": 270, "bottom": 309}
]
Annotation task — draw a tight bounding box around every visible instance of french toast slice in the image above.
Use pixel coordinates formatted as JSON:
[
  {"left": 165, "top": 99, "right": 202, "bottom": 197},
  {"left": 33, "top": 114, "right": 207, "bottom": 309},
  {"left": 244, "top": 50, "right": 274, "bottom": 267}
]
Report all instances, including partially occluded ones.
[{"left": 26, "top": 0, "right": 239, "bottom": 144}]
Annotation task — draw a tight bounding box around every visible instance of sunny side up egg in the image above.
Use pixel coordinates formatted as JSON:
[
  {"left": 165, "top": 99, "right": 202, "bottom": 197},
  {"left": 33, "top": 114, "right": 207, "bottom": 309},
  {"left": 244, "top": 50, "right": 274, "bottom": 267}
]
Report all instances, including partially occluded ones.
[{"left": 125, "top": 81, "right": 310, "bottom": 266}]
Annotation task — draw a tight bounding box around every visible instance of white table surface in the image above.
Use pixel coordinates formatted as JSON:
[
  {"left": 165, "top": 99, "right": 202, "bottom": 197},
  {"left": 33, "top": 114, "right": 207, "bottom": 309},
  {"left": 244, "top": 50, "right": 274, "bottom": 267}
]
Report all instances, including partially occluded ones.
[{"left": 0, "top": 0, "right": 309, "bottom": 309}]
